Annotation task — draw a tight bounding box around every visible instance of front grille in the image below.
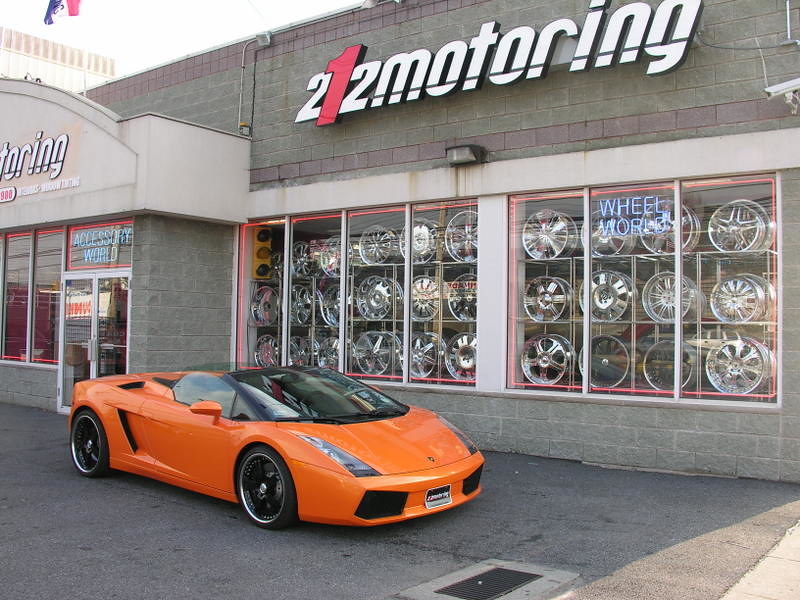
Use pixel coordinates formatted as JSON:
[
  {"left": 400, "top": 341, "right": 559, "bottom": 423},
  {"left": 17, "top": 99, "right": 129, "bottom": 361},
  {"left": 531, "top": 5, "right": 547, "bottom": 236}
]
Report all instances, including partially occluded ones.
[
  {"left": 355, "top": 491, "right": 408, "bottom": 519},
  {"left": 462, "top": 465, "right": 483, "bottom": 496}
]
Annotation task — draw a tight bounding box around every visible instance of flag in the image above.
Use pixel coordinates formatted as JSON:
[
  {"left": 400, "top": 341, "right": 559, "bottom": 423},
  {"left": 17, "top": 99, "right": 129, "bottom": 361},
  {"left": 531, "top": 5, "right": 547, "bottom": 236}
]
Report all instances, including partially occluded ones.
[{"left": 44, "top": 0, "right": 81, "bottom": 25}]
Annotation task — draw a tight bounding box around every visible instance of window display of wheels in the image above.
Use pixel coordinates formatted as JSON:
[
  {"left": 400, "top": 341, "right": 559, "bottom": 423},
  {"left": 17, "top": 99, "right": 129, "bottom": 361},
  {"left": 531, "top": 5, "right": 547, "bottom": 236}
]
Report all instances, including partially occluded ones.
[
  {"left": 352, "top": 331, "right": 401, "bottom": 376},
  {"left": 709, "top": 274, "right": 774, "bottom": 323},
  {"left": 704, "top": 336, "right": 774, "bottom": 395},
  {"left": 642, "top": 340, "right": 698, "bottom": 391},
  {"left": 315, "top": 237, "right": 341, "bottom": 277},
  {"left": 579, "top": 335, "right": 630, "bottom": 389},
  {"left": 708, "top": 199, "right": 774, "bottom": 253},
  {"left": 316, "top": 283, "right": 341, "bottom": 327},
  {"left": 411, "top": 275, "right": 440, "bottom": 322},
  {"left": 444, "top": 332, "right": 477, "bottom": 381},
  {"left": 640, "top": 205, "right": 701, "bottom": 254},
  {"left": 288, "top": 336, "right": 319, "bottom": 367},
  {"left": 292, "top": 241, "right": 316, "bottom": 278},
  {"left": 585, "top": 220, "right": 636, "bottom": 257},
  {"left": 520, "top": 334, "right": 574, "bottom": 385},
  {"left": 290, "top": 284, "right": 313, "bottom": 325},
  {"left": 317, "top": 336, "right": 340, "bottom": 368},
  {"left": 358, "top": 225, "right": 399, "bottom": 265}
]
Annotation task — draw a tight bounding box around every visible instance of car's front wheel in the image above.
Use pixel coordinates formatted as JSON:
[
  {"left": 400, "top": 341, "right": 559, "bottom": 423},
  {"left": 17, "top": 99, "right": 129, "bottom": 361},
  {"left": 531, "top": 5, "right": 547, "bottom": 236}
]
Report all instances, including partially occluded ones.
[
  {"left": 236, "top": 445, "right": 298, "bottom": 529},
  {"left": 70, "top": 409, "right": 110, "bottom": 477}
]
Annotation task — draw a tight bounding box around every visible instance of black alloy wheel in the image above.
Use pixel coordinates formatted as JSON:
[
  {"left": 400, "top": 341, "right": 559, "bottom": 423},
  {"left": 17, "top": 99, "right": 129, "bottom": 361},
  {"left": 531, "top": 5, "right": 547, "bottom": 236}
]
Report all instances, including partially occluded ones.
[
  {"left": 236, "top": 445, "right": 297, "bottom": 529},
  {"left": 70, "top": 410, "right": 110, "bottom": 477}
]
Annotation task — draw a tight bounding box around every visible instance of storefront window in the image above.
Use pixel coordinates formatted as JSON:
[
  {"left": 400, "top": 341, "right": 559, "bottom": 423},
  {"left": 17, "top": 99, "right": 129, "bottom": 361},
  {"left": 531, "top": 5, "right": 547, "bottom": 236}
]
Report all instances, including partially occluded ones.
[
  {"left": 3, "top": 233, "right": 32, "bottom": 361},
  {"left": 32, "top": 230, "right": 64, "bottom": 364},
  {"left": 508, "top": 175, "right": 778, "bottom": 403},
  {"left": 589, "top": 182, "right": 676, "bottom": 396},
  {"left": 681, "top": 176, "right": 777, "bottom": 402},
  {"left": 288, "top": 213, "right": 342, "bottom": 368},
  {"left": 346, "top": 207, "right": 405, "bottom": 382},
  {"left": 508, "top": 191, "right": 584, "bottom": 392},
  {"left": 239, "top": 220, "right": 286, "bottom": 368},
  {"left": 67, "top": 221, "right": 133, "bottom": 270},
  {"left": 411, "top": 201, "right": 478, "bottom": 386}
]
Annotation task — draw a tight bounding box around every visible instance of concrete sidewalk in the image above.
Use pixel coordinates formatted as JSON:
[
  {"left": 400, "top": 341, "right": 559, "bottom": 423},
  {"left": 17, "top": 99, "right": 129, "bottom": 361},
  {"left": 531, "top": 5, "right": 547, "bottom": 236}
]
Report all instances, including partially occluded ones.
[{"left": 720, "top": 520, "right": 800, "bottom": 600}]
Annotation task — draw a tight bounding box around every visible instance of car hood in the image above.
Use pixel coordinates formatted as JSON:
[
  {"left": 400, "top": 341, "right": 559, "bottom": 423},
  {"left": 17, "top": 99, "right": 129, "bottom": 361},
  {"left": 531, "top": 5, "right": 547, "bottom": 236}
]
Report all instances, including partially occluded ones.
[{"left": 277, "top": 406, "right": 474, "bottom": 475}]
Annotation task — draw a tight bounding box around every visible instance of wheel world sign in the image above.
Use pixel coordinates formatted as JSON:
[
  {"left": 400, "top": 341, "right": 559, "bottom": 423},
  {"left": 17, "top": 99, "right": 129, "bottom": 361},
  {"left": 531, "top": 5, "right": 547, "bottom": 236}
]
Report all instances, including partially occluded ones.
[{"left": 296, "top": 0, "right": 703, "bottom": 126}]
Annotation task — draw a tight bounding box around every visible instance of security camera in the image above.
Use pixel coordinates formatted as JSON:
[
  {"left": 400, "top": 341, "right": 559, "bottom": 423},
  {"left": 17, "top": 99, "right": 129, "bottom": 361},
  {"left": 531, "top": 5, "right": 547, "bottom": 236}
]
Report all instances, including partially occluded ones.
[{"left": 764, "top": 76, "right": 800, "bottom": 98}]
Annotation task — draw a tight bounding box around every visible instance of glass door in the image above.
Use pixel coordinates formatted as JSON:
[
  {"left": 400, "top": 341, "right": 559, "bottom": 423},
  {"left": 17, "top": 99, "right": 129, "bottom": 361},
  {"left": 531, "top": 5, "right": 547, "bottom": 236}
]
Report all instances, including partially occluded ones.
[{"left": 59, "top": 274, "right": 129, "bottom": 409}]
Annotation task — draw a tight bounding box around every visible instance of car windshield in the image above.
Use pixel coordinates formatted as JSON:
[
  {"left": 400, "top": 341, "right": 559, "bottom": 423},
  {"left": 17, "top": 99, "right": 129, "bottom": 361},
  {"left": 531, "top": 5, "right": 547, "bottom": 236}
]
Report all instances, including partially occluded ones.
[{"left": 230, "top": 367, "right": 408, "bottom": 421}]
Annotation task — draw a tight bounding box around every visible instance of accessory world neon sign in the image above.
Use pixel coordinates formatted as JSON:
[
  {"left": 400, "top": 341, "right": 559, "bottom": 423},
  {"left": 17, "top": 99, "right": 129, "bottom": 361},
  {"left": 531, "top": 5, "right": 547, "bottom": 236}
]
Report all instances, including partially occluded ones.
[{"left": 296, "top": 0, "right": 703, "bottom": 126}]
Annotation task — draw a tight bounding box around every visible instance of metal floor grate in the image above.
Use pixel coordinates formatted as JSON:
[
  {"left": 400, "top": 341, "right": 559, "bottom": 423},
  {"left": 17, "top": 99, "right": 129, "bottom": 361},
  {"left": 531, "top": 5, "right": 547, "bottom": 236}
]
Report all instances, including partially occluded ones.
[{"left": 434, "top": 567, "right": 542, "bottom": 600}]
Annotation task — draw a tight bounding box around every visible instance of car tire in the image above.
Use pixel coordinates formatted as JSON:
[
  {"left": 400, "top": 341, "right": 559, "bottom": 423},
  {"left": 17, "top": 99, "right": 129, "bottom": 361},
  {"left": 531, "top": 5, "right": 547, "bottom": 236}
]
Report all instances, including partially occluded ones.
[
  {"left": 236, "top": 445, "right": 298, "bottom": 529},
  {"left": 70, "top": 409, "right": 111, "bottom": 477}
]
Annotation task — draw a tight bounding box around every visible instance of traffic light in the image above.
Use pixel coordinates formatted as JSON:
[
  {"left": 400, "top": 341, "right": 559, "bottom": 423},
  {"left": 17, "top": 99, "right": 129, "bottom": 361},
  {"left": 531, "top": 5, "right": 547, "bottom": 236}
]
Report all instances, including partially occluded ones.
[{"left": 252, "top": 227, "right": 272, "bottom": 279}]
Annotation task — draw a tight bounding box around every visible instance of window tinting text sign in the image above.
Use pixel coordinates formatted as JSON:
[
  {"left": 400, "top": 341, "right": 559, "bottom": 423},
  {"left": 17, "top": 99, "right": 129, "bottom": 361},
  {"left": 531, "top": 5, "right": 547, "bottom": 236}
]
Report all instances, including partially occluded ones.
[{"left": 68, "top": 221, "right": 133, "bottom": 270}]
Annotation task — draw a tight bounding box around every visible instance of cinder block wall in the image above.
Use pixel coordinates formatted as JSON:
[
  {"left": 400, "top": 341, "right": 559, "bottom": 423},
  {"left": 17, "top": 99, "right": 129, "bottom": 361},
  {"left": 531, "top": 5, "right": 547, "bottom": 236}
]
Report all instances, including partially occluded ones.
[
  {"left": 128, "top": 215, "right": 235, "bottom": 373},
  {"left": 0, "top": 365, "right": 57, "bottom": 410}
]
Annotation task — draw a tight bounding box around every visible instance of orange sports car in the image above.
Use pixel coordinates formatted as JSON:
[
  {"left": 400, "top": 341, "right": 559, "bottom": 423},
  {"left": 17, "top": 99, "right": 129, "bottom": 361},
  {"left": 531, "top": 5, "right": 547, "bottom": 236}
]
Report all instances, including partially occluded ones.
[{"left": 68, "top": 366, "right": 483, "bottom": 528}]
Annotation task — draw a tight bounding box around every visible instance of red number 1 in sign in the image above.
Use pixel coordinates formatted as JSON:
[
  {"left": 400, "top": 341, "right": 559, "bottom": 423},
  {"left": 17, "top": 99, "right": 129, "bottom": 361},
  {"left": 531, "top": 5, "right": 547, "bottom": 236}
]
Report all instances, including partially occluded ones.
[{"left": 316, "top": 44, "right": 367, "bottom": 126}]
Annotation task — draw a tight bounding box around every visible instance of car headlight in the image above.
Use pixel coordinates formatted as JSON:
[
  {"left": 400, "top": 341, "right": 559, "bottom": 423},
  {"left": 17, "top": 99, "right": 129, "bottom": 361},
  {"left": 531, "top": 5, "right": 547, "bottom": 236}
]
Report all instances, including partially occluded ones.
[
  {"left": 297, "top": 435, "right": 380, "bottom": 477},
  {"left": 438, "top": 416, "right": 479, "bottom": 455}
]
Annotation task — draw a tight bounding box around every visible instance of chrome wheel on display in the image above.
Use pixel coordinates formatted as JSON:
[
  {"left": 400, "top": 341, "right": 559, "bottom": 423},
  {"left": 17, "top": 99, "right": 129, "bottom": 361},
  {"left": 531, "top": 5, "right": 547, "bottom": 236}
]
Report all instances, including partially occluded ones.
[
  {"left": 411, "top": 275, "right": 441, "bottom": 322},
  {"left": 356, "top": 276, "right": 401, "bottom": 320},
  {"left": 705, "top": 337, "right": 774, "bottom": 395},
  {"left": 586, "top": 220, "right": 636, "bottom": 256},
  {"left": 290, "top": 284, "right": 313, "bottom": 324},
  {"left": 409, "top": 331, "right": 443, "bottom": 379},
  {"left": 353, "top": 331, "right": 400, "bottom": 375},
  {"left": 400, "top": 219, "right": 438, "bottom": 263},
  {"left": 520, "top": 334, "right": 574, "bottom": 385},
  {"left": 640, "top": 205, "right": 701, "bottom": 254},
  {"left": 291, "top": 241, "right": 314, "bottom": 277},
  {"left": 580, "top": 270, "right": 634, "bottom": 322},
  {"left": 250, "top": 285, "right": 280, "bottom": 326},
  {"left": 445, "top": 332, "right": 477, "bottom": 380},
  {"left": 708, "top": 199, "right": 773, "bottom": 252},
  {"left": 521, "top": 209, "right": 577, "bottom": 260},
  {"left": 288, "top": 336, "right": 318, "bottom": 366},
  {"left": 269, "top": 251, "right": 284, "bottom": 282},
  {"left": 447, "top": 273, "right": 477, "bottom": 321},
  {"left": 316, "top": 283, "right": 341, "bottom": 327},
  {"left": 579, "top": 335, "right": 630, "bottom": 389},
  {"left": 316, "top": 237, "right": 341, "bottom": 276},
  {"left": 254, "top": 335, "right": 280, "bottom": 367},
  {"left": 358, "top": 225, "right": 398, "bottom": 265},
  {"left": 710, "top": 274, "right": 772, "bottom": 323},
  {"left": 317, "top": 337, "right": 340, "bottom": 368},
  {"left": 641, "top": 272, "right": 702, "bottom": 323},
  {"left": 444, "top": 210, "right": 478, "bottom": 263},
  {"left": 523, "top": 276, "right": 572, "bottom": 322},
  {"left": 642, "top": 341, "right": 698, "bottom": 391}
]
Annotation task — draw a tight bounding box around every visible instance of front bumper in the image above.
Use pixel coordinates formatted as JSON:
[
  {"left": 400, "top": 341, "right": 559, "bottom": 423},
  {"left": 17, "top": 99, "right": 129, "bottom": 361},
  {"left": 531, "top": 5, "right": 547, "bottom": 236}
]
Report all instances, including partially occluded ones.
[{"left": 289, "top": 451, "right": 484, "bottom": 526}]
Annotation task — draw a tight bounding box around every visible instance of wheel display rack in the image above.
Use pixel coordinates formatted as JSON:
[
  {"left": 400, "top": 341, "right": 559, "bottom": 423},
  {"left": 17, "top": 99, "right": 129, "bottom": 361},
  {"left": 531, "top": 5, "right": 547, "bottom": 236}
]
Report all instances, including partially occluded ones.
[{"left": 513, "top": 194, "right": 777, "bottom": 400}]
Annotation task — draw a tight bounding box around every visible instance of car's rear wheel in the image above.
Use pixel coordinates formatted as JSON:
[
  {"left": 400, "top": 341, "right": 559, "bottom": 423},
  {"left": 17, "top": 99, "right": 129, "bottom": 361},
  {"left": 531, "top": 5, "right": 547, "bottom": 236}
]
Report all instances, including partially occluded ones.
[
  {"left": 70, "top": 409, "right": 110, "bottom": 477},
  {"left": 236, "top": 445, "right": 298, "bottom": 529}
]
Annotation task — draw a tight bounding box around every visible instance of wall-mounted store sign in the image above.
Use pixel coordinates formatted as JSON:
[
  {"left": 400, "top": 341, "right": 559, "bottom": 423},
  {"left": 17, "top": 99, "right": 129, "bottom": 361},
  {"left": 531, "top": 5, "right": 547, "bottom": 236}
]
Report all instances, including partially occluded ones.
[
  {"left": 67, "top": 221, "right": 134, "bottom": 270},
  {"left": 0, "top": 129, "right": 80, "bottom": 202},
  {"left": 296, "top": 0, "right": 703, "bottom": 126}
]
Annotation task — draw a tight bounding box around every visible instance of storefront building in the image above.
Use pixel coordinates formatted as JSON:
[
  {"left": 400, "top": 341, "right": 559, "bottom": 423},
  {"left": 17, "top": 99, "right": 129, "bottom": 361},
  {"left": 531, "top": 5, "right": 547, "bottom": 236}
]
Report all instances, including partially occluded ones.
[{"left": 2, "top": 0, "right": 800, "bottom": 483}]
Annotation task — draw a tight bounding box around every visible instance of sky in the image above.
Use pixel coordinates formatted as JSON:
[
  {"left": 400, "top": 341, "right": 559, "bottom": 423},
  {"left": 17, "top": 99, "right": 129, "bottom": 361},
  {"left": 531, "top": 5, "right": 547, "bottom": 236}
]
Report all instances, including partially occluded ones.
[{"left": 2, "top": 0, "right": 360, "bottom": 76}]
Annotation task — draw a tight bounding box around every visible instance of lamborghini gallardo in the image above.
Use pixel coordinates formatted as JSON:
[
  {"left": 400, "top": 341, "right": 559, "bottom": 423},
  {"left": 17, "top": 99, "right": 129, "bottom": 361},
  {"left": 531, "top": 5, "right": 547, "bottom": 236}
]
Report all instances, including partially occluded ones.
[{"left": 68, "top": 367, "right": 483, "bottom": 528}]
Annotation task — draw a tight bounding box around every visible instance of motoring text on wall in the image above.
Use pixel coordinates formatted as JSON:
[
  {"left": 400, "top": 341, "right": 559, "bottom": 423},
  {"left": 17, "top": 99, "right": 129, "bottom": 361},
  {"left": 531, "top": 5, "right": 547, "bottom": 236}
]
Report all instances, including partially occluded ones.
[{"left": 296, "top": 0, "right": 703, "bottom": 126}]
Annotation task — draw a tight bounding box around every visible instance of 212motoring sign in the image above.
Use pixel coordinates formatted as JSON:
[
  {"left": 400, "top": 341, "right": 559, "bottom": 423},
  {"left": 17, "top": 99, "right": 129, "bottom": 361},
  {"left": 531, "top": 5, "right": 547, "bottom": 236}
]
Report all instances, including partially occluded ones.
[{"left": 296, "top": 0, "right": 703, "bottom": 126}]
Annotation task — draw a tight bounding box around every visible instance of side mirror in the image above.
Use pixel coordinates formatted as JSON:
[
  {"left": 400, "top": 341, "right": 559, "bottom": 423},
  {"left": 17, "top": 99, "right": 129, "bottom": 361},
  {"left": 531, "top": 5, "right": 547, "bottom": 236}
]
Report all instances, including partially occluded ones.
[{"left": 190, "top": 400, "right": 223, "bottom": 419}]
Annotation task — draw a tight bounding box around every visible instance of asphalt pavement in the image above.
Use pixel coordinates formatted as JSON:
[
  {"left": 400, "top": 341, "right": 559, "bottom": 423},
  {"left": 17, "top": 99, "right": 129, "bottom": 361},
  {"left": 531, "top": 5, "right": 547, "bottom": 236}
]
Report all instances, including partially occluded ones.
[{"left": 1, "top": 401, "right": 798, "bottom": 600}]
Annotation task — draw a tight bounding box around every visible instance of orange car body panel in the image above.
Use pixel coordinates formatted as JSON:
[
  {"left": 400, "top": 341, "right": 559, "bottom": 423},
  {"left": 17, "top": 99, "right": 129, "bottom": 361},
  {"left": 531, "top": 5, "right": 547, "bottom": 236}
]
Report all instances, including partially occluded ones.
[{"left": 69, "top": 373, "right": 483, "bottom": 525}]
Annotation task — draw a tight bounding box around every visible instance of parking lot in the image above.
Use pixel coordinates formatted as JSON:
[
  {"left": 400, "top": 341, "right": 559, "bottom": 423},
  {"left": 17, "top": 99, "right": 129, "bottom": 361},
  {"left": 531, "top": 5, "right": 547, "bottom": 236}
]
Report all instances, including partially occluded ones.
[{"left": 2, "top": 401, "right": 799, "bottom": 600}]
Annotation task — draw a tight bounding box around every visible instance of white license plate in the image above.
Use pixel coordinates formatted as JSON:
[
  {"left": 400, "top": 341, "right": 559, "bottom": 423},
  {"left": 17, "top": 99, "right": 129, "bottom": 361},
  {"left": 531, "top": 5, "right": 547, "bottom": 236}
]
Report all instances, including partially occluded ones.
[{"left": 425, "top": 484, "right": 452, "bottom": 509}]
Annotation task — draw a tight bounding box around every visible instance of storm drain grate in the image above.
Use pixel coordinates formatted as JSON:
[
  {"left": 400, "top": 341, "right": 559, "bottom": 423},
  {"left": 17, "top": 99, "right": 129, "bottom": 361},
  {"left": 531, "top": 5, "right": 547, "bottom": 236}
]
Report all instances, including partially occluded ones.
[{"left": 434, "top": 567, "right": 542, "bottom": 600}]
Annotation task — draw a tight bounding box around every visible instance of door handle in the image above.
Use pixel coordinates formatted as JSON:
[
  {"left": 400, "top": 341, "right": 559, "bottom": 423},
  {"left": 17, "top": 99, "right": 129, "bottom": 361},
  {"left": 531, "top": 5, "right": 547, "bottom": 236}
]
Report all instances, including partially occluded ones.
[{"left": 89, "top": 338, "right": 98, "bottom": 362}]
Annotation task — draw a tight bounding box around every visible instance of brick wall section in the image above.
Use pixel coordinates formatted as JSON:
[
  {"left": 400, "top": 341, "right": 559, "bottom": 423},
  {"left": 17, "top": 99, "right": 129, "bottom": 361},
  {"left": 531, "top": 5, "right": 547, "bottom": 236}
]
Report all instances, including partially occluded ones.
[
  {"left": 89, "top": 0, "right": 800, "bottom": 189},
  {"left": 0, "top": 365, "right": 57, "bottom": 410},
  {"left": 129, "top": 215, "right": 234, "bottom": 373}
]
